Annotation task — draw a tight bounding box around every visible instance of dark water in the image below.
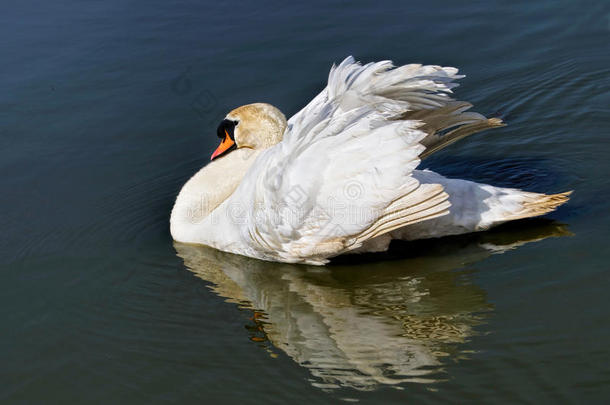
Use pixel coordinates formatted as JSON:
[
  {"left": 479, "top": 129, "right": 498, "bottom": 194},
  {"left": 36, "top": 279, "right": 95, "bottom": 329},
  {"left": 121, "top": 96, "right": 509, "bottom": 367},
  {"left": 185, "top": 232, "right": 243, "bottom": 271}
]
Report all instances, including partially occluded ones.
[{"left": 2, "top": 0, "right": 609, "bottom": 402}]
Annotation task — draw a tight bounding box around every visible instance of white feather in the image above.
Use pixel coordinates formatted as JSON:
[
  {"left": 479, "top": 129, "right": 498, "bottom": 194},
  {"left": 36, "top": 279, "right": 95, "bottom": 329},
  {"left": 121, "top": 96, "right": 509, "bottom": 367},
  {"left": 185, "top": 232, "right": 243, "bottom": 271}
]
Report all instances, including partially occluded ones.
[{"left": 170, "top": 56, "right": 570, "bottom": 264}]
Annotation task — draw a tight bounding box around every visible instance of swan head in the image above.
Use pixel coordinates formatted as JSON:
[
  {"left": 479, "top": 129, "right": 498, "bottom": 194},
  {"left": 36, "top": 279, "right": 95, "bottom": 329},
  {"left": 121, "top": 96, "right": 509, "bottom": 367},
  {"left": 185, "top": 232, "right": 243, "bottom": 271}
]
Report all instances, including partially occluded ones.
[{"left": 211, "top": 103, "right": 287, "bottom": 160}]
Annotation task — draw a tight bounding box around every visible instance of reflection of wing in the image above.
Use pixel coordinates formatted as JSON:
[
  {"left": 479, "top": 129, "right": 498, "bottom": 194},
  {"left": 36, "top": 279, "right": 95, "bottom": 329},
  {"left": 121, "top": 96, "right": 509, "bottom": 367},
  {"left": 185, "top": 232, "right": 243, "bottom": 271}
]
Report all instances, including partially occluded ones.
[
  {"left": 175, "top": 220, "right": 569, "bottom": 391},
  {"left": 216, "top": 57, "right": 478, "bottom": 264}
]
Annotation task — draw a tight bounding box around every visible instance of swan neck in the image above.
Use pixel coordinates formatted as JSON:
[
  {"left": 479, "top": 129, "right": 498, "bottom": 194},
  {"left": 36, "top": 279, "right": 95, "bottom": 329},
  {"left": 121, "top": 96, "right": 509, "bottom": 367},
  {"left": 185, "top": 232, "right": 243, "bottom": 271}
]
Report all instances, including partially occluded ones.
[{"left": 170, "top": 149, "right": 260, "bottom": 242}]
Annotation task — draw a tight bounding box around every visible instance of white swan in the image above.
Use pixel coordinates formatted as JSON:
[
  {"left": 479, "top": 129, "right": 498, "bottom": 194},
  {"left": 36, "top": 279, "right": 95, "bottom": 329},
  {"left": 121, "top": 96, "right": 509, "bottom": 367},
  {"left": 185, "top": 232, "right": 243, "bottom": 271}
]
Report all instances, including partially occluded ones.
[{"left": 170, "top": 56, "right": 570, "bottom": 264}]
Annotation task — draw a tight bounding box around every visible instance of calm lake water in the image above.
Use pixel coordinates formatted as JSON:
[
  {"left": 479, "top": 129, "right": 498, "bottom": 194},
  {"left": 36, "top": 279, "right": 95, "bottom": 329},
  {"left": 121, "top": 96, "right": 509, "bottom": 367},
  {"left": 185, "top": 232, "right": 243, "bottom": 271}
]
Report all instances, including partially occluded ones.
[{"left": 2, "top": 0, "right": 609, "bottom": 403}]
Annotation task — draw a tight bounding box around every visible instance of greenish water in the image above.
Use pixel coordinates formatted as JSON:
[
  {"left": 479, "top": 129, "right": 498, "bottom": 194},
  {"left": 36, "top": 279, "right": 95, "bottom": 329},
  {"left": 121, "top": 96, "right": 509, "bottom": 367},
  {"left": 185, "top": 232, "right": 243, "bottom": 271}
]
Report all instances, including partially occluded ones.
[{"left": 2, "top": 0, "right": 609, "bottom": 403}]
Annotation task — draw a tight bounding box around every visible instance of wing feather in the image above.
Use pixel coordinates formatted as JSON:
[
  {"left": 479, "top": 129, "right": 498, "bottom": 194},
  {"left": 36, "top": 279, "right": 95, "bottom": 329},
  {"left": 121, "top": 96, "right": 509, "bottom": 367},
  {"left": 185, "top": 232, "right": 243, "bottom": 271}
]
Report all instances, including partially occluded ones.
[{"left": 221, "top": 56, "right": 478, "bottom": 264}]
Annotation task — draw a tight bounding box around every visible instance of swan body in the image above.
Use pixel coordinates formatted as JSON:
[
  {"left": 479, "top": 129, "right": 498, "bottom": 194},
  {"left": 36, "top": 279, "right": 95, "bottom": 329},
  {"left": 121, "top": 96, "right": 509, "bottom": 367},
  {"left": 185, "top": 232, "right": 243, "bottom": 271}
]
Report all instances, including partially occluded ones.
[{"left": 171, "top": 57, "right": 570, "bottom": 264}]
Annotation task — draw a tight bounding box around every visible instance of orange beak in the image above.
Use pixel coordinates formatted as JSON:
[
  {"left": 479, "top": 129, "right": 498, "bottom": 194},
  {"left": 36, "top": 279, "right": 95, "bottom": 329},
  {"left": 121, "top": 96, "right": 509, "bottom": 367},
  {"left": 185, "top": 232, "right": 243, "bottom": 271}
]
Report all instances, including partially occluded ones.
[{"left": 211, "top": 129, "right": 236, "bottom": 161}]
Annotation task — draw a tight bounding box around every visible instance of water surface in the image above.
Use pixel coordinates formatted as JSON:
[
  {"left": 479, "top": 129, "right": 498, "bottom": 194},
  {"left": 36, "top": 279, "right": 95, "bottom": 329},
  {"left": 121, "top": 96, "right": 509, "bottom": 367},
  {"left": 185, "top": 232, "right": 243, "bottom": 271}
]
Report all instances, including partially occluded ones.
[{"left": 2, "top": 0, "right": 609, "bottom": 403}]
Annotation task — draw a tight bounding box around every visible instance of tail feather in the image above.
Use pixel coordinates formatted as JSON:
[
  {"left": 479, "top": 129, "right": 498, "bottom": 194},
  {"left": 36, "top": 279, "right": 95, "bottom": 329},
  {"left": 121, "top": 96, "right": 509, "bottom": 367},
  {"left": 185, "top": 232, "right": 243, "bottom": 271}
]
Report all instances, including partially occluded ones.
[
  {"left": 504, "top": 191, "right": 572, "bottom": 222},
  {"left": 389, "top": 170, "right": 572, "bottom": 242}
]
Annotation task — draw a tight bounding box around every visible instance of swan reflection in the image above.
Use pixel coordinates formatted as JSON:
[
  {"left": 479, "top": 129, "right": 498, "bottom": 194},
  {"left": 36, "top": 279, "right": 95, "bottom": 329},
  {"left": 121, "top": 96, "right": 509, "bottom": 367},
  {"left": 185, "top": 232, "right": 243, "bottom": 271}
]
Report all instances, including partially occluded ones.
[{"left": 175, "top": 220, "right": 570, "bottom": 391}]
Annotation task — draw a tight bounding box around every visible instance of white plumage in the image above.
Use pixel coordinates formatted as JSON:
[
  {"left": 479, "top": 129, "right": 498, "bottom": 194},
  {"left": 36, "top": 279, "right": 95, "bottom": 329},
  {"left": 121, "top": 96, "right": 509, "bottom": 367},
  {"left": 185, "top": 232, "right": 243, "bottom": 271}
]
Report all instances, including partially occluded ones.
[{"left": 170, "top": 56, "right": 570, "bottom": 264}]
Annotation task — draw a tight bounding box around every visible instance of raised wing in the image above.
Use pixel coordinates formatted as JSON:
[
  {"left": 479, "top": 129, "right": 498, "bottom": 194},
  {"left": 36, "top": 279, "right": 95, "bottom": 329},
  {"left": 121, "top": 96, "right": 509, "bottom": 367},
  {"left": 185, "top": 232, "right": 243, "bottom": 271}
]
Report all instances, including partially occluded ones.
[{"left": 224, "top": 57, "right": 469, "bottom": 264}]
